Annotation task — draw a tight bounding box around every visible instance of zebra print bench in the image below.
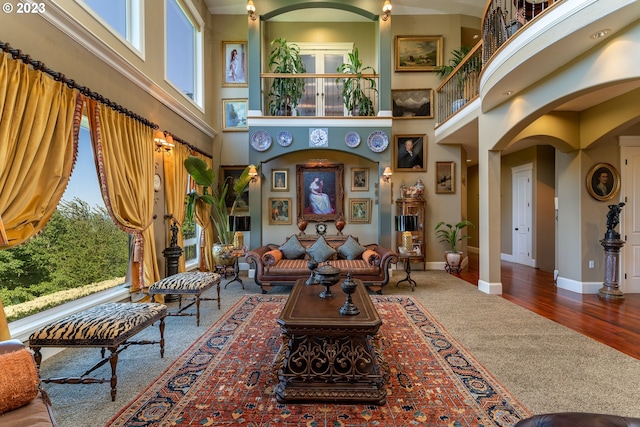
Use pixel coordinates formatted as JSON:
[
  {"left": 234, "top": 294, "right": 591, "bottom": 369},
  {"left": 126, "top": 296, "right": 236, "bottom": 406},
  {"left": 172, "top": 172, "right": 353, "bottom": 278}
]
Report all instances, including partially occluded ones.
[
  {"left": 149, "top": 271, "right": 221, "bottom": 326},
  {"left": 29, "top": 302, "right": 166, "bottom": 401}
]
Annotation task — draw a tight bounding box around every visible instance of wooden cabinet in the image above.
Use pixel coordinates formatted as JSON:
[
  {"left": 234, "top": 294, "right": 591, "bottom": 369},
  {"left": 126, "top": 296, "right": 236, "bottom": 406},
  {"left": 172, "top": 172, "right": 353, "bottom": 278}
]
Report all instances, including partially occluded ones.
[{"left": 395, "top": 198, "right": 426, "bottom": 269}]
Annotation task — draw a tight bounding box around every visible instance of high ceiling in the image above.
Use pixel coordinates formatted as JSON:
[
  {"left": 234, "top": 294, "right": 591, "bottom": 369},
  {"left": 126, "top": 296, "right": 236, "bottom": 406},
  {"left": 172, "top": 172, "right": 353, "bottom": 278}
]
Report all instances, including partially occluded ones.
[{"left": 204, "top": 0, "right": 487, "bottom": 21}]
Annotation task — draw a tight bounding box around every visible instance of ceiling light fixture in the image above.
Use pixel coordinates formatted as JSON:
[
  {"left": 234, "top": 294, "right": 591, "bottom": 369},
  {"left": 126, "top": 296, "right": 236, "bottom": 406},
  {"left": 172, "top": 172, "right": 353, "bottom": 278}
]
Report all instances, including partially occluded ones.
[
  {"left": 381, "top": 0, "right": 392, "bottom": 21},
  {"left": 503, "top": 90, "right": 514, "bottom": 96},
  {"left": 590, "top": 29, "right": 610, "bottom": 39},
  {"left": 246, "top": 0, "right": 256, "bottom": 21}
]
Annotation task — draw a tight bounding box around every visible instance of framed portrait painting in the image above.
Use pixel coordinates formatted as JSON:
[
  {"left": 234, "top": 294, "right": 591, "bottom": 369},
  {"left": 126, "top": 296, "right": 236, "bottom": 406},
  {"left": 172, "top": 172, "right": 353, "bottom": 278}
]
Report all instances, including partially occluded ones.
[
  {"left": 351, "top": 168, "right": 369, "bottom": 192},
  {"left": 586, "top": 163, "right": 620, "bottom": 201},
  {"left": 222, "top": 41, "right": 247, "bottom": 87},
  {"left": 296, "top": 163, "right": 344, "bottom": 223},
  {"left": 395, "top": 35, "right": 443, "bottom": 72},
  {"left": 393, "top": 134, "right": 426, "bottom": 172},
  {"left": 435, "top": 161, "right": 455, "bottom": 194},
  {"left": 392, "top": 89, "right": 434, "bottom": 119},
  {"left": 271, "top": 169, "right": 289, "bottom": 192},
  {"left": 221, "top": 166, "right": 249, "bottom": 211},
  {"left": 222, "top": 99, "right": 247, "bottom": 132},
  {"left": 269, "top": 198, "right": 292, "bottom": 225},
  {"left": 349, "top": 198, "right": 372, "bottom": 224}
]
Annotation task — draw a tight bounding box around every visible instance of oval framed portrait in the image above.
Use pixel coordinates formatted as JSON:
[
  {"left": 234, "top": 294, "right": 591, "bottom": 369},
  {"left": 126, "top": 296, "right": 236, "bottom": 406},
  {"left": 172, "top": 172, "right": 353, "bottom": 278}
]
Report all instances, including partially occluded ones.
[{"left": 586, "top": 163, "right": 620, "bottom": 202}]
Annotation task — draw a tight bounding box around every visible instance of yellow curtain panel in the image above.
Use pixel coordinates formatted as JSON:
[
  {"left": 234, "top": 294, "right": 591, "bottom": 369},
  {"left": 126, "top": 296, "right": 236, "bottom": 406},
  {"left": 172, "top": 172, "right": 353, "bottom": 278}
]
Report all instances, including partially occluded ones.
[
  {"left": 86, "top": 99, "right": 158, "bottom": 293},
  {"left": 163, "top": 142, "right": 190, "bottom": 273}
]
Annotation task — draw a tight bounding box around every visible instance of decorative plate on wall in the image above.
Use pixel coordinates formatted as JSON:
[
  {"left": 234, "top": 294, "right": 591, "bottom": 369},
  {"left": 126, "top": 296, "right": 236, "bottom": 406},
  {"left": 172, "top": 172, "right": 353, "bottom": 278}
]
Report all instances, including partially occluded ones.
[
  {"left": 309, "top": 128, "right": 329, "bottom": 147},
  {"left": 345, "top": 131, "right": 361, "bottom": 148},
  {"left": 277, "top": 131, "right": 293, "bottom": 147},
  {"left": 250, "top": 130, "right": 272, "bottom": 152},
  {"left": 367, "top": 130, "right": 389, "bottom": 153}
]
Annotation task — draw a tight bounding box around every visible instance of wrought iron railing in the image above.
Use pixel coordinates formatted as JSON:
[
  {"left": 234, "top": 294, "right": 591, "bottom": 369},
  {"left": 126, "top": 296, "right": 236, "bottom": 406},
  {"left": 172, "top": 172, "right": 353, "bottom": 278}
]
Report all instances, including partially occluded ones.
[
  {"left": 260, "top": 73, "right": 379, "bottom": 117},
  {"left": 435, "top": 0, "right": 562, "bottom": 125}
]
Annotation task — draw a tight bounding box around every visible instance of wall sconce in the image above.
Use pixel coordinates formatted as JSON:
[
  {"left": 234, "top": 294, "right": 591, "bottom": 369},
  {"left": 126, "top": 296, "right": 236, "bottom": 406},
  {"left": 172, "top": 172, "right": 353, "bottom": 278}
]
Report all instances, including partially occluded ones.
[
  {"left": 248, "top": 165, "right": 259, "bottom": 182},
  {"left": 381, "top": 0, "right": 392, "bottom": 21},
  {"left": 154, "top": 130, "right": 174, "bottom": 152},
  {"left": 246, "top": 0, "right": 256, "bottom": 20},
  {"left": 382, "top": 166, "right": 393, "bottom": 182}
]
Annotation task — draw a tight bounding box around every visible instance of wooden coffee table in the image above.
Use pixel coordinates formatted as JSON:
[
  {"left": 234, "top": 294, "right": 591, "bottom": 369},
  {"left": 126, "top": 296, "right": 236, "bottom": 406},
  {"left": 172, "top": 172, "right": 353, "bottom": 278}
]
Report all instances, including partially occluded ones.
[{"left": 273, "top": 278, "right": 388, "bottom": 405}]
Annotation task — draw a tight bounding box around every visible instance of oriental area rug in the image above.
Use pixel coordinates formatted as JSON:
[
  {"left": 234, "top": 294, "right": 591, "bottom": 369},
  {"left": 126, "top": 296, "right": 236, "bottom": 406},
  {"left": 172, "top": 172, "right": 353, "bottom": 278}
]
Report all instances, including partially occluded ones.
[{"left": 108, "top": 295, "right": 531, "bottom": 426}]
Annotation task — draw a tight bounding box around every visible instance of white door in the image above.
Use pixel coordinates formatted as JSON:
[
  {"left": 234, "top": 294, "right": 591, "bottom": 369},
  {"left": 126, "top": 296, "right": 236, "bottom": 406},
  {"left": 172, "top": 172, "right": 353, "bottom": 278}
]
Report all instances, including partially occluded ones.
[
  {"left": 621, "top": 146, "right": 640, "bottom": 293},
  {"left": 512, "top": 164, "right": 534, "bottom": 267}
]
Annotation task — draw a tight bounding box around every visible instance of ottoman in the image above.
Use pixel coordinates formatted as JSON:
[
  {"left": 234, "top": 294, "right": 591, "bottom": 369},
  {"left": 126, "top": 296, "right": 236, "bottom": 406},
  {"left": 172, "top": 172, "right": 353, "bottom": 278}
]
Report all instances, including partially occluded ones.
[
  {"left": 29, "top": 302, "right": 166, "bottom": 401},
  {"left": 149, "top": 271, "right": 221, "bottom": 326}
]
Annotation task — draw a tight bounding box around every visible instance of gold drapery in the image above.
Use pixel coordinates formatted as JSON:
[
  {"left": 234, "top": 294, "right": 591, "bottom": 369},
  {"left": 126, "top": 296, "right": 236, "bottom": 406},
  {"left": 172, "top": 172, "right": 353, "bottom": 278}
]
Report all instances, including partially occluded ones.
[
  {"left": 193, "top": 153, "right": 214, "bottom": 271},
  {"left": 86, "top": 99, "right": 158, "bottom": 293},
  {"left": 163, "top": 142, "right": 190, "bottom": 272},
  {"left": 0, "top": 52, "right": 82, "bottom": 248},
  {"left": 0, "top": 298, "right": 10, "bottom": 341}
]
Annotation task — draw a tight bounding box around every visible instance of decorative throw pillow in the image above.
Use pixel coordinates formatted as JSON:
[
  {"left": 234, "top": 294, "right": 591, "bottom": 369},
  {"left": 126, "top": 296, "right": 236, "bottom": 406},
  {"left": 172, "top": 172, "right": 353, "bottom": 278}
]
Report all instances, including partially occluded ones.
[
  {"left": 306, "top": 236, "right": 337, "bottom": 263},
  {"left": 362, "top": 249, "right": 381, "bottom": 266},
  {"left": 279, "top": 235, "right": 306, "bottom": 259},
  {"left": 262, "top": 249, "right": 283, "bottom": 266},
  {"left": 337, "top": 236, "right": 366, "bottom": 260},
  {"left": 0, "top": 348, "right": 39, "bottom": 415}
]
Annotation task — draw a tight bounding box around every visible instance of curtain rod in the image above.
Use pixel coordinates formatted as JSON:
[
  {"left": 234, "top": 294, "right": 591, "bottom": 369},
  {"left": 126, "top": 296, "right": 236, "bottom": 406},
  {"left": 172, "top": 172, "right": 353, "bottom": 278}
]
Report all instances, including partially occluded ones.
[{"left": 1, "top": 40, "right": 211, "bottom": 159}]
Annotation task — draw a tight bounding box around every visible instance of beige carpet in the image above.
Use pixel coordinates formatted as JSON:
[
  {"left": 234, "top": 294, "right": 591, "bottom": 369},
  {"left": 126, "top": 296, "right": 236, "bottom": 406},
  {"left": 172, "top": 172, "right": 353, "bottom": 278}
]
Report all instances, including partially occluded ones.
[{"left": 37, "top": 270, "right": 640, "bottom": 427}]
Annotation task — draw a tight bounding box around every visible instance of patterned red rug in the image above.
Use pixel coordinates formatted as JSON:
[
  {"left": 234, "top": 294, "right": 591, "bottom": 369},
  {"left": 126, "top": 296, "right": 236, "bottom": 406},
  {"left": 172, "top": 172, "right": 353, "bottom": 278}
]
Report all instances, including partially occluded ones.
[{"left": 108, "top": 295, "right": 531, "bottom": 426}]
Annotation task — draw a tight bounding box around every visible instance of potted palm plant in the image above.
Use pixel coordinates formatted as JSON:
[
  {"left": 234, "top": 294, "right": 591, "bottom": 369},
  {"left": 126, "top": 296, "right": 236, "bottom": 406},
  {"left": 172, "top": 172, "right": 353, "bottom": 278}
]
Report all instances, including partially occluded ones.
[
  {"left": 336, "top": 47, "right": 378, "bottom": 116},
  {"left": 434, "top": 220, "right": 474, "bottom": 273},
  {"left": 184, "top": 156, "right": 255, "bottom": 266},
  {"left": 434, "top": 45, "right": 476, "bottom": 112},
  {"left": 267, "top": 38, "right": 307, "bottom": 116}
]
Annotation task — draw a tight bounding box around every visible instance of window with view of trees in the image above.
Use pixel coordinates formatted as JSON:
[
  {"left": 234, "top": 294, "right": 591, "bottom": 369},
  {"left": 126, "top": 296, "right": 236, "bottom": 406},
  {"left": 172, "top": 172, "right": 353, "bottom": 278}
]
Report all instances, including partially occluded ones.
[{"left": 0, "top": 124, "right": 129, "bottom": 322}]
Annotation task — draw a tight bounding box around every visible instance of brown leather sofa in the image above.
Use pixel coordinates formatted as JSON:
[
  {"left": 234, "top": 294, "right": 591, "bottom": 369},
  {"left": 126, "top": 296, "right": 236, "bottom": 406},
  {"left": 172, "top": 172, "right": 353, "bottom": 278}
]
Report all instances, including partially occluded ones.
[
  {"left": 246, "top": 234, "right": 397, "bottom": 294},
  {"left": 0, "top": 339, "right": 56, "bottom": 426},
  {"left": 515, "top": 412, "right": 640, "bottom": 427}
]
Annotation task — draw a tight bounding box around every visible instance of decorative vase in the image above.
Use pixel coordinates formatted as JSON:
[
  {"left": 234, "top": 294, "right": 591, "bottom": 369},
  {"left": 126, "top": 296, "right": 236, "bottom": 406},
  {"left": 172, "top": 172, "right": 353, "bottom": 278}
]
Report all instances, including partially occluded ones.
[
  {"left": 339, "top": 273, "right": 359, "bottom": 315},
  {"left": 313, "top": 262, "right": 341, "bottom": 298},
  {"left": 444, "top": 251, "right": 463, "bottom": 274},
  {"left": 212, "top": 243, "right": 235, "bottom": 268},
  {"left": 297, "top": 217, "right": 308, "bottom": 235},
  {"left": 335, "top": 216, "right": 346, "bottom": 235}
]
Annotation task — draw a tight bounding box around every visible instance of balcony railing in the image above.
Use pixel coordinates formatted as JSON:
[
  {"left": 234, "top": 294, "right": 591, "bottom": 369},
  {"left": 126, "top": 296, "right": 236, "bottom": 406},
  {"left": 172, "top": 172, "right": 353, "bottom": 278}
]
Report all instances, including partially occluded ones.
[
  {"left": 435, "top": 0, "right": 562, "bottom": 125},
  {"left": 260, "top": 73, "right": 378, "bottom": 117}
]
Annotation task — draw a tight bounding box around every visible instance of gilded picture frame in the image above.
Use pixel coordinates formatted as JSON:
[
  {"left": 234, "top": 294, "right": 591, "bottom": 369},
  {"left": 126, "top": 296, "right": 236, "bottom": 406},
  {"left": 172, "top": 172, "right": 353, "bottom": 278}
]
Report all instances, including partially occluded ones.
[
  {"left": 271, "top": 169, "right": 289, "bottom": 192},
  {"left": 296, "top": 163, "right": 344, "bottom": 223},
  {"left": 269, "top": 198, "right": 292, "bottom": 225},
  {"left": 395, "top": 35, "right": 443, "bottom": 72},
  {"left": 222, "top": 41, "right": 247, "bottom": 87},
  {"left": 394, "top": 134, "right": 426, "bottom": 172},
  {"left": 392, "top": 89, "right": 434, "bottom": 119},
  {"left": 349, "top": 198, "right": 372, "bottom": 224},
  {"left": 221, "top": 165, "right": 249, "bottom": 211},
  {"left": 351, "top": 168, "right": 369, "bottom": 192},
  {"left": 586, "top": 163, "right": 620, "bottom": 201},
  {"left": 222, "top": 99, "right": 247, "bottom": 132},
  {"left": 435, "top": 161, "right": 456, "bottom": 194}
]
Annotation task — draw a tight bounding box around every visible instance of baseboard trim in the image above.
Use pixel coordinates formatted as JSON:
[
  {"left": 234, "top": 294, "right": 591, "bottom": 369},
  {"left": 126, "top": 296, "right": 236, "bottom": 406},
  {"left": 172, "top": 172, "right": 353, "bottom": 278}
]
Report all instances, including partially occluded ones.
[
  {"left": 478, "top": 280, "right": 502, "bottom": 294},
  {"left": 556, "top": 276, "right": 601, "bottom": 294}
]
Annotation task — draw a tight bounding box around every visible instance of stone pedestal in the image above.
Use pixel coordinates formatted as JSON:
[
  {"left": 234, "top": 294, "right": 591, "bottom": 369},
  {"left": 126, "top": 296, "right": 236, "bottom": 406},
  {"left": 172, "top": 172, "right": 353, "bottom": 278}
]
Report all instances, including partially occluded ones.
[{"left": 598, "top": 238, "right": 625, "bottom": 300}]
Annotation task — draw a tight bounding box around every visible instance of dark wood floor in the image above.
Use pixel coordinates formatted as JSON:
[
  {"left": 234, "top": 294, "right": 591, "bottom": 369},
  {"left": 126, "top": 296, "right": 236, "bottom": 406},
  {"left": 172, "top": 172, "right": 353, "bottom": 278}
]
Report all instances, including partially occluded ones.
[{"left": 456, "top": 253, "right": 640, "bottom": 360}]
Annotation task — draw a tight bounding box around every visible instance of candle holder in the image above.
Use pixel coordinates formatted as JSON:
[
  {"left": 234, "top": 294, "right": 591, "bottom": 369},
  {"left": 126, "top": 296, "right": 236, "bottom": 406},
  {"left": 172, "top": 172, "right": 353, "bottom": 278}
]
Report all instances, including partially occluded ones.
[{"left": 339, "top": 273, "right": 360, "bottom": 315}]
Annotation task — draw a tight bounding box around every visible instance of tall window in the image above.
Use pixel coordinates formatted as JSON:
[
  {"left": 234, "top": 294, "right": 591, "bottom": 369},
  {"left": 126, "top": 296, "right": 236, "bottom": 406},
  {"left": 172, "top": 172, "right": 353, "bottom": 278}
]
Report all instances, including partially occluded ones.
[
  {"left": 166, "top": 0, "right": 203, "bottom": 105},
  {"left": 0, "top": 123, "right": 129, "bottom": 322},
  {"left": 81, "top": 0, "right": 142, "bottom": 50}
]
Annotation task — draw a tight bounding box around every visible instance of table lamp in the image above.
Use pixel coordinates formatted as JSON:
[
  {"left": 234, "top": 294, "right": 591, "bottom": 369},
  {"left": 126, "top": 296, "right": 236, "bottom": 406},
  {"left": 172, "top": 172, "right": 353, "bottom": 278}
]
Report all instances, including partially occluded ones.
[
  {"left": 229, "top": 216, "right": 251, "bottom": 248},
  {"left": 395, "top": 215, "right": 418, "bottom": 251}
]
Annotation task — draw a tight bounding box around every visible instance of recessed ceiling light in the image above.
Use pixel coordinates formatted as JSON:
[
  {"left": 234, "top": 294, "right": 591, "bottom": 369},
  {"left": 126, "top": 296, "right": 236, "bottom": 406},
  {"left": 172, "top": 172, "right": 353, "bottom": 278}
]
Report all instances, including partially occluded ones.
[
  {"left": 503, "top": 90, "right": 514, "bottom": 96},
  {"left": 591, "top": 29, "right": 610, "bottom": 39}
]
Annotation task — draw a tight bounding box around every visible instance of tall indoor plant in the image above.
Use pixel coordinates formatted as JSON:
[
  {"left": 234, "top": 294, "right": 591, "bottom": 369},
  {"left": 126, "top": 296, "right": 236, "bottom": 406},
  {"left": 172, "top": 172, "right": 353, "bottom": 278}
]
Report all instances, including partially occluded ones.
[
  {"left": 184, "top": 156, "right": 254, "bottom": 264},
  {"left": 336, "top": 47, "right": 378, "bottom": 116},
  {"left": 434, "top": 45, "right": 477, "bottom": 111},
  {"left": 434, "top": 220, "right": 474, "bottom": 272},
  {"left": 267, "top": 38, "right": 307, "bottom": 116}
]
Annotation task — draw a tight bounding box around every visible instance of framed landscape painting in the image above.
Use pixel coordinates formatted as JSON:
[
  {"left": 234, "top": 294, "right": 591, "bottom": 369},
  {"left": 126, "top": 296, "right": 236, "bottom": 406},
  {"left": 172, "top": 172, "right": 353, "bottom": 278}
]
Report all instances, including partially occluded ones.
[
  {"left": 296, "top": 163, "right": 344, "bottom": 223},
  {"left": 392, "top": 89, "right": 434, "bottom": 119},
  {"left": 435, "top": 161, "right": 455, "bottom": 194},
  {"left": 395, "top": 35, "right": 443, "bottom": 72},
  {"left": 222, "top": 99, "right": 247, "bottom": 131}
]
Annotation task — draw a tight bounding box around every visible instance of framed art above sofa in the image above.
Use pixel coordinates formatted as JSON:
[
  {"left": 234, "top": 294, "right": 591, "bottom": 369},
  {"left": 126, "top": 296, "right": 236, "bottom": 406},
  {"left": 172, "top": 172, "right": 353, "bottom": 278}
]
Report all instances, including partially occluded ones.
[{"left": 296, "top": 163, "right": 344, "bottom": 223}]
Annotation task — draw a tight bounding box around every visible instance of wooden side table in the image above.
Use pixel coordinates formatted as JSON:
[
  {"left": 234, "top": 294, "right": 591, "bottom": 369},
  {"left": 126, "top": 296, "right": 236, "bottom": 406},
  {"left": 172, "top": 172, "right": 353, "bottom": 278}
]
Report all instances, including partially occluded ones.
[
  {"left": 225, "top": 247, "right": 247, "bottom": 289},
  {"left": 396, "top": 253, "right": 423, "bottom": 291}
]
